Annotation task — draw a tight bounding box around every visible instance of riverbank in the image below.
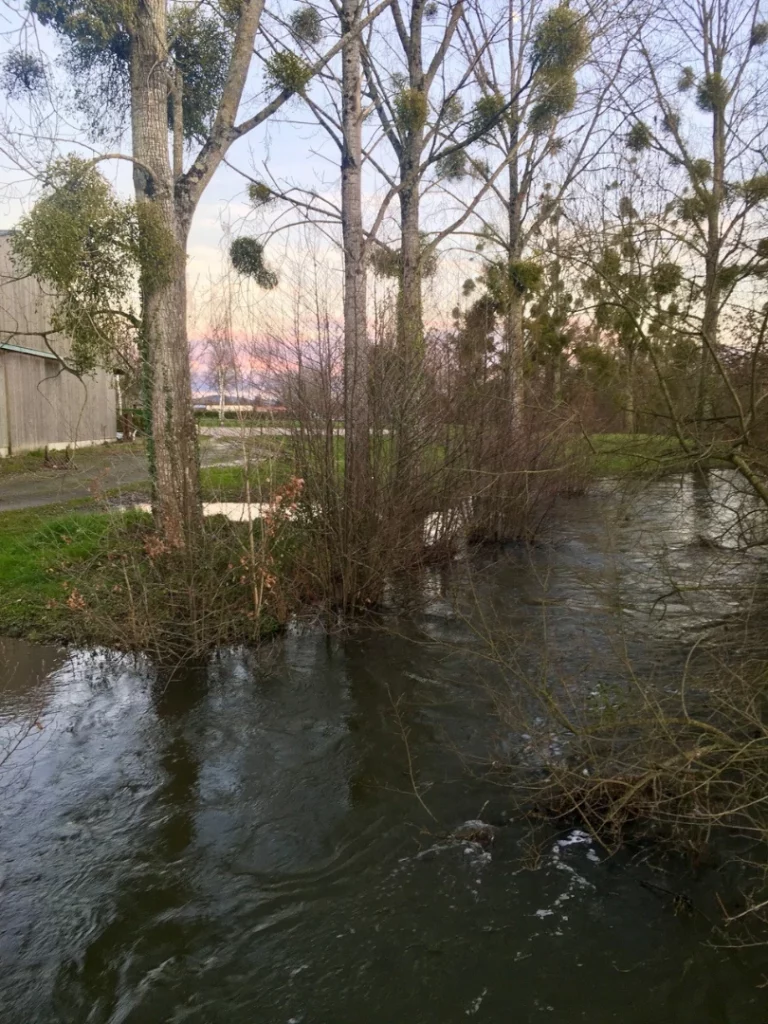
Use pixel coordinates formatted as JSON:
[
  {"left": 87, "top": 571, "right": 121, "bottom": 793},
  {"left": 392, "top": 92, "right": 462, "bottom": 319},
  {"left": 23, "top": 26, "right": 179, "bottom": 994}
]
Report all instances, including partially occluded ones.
[
  {"left": 581, "top": 432, "right": 728, "bottom": 475},
  {"left": 0, "top": 431, "right": 732, "bottom": 648},
  {"left": 0, "top": 431, "right": 714, "bottom": 512},
  {"left": 0, "top": 504, "right": 292, "bottom": 649},
  {"left": 0, "top": 459, "right": 301, "bottom": 649}
]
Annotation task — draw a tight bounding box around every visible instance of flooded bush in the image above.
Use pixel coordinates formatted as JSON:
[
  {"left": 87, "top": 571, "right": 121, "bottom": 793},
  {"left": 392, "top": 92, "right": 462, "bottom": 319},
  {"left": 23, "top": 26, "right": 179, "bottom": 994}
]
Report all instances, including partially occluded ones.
[
  {"left": 43, "top": 495, "right": 316, "bottom": 662},
  {"left": 422, "top": 468, "right": 768, "bottom": 943},
  {"left": 516, "top": 657, "right": 768, "bottom": 938},
  {"left": 251, "top": 303, "right": 591, "bottom": 613}
]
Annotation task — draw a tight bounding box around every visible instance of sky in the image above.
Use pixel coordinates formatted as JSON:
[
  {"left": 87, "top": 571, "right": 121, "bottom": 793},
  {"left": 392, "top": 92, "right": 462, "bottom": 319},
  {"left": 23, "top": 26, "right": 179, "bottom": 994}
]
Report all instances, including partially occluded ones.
[
  {"left": 0, "top": 0, "right": 621, "bottom": 365},
  {"left": 0, "top": 0, "right": 502, "bottom": 347},
  {"left": 0, "top": 2, "right": 363, "bottom": 342}
]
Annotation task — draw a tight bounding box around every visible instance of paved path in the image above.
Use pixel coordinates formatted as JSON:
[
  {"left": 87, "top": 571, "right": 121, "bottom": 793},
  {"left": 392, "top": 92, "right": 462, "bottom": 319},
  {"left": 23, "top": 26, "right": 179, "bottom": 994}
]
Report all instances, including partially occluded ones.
[
  {"left": 198, "top": 425, "right": 345, "bottom": 438},
  {"left": 0, "top": 438, "right": 244, "bottom": 513},
  {"left": 0, "top": 428, "right": 346, "bottom": 513}
]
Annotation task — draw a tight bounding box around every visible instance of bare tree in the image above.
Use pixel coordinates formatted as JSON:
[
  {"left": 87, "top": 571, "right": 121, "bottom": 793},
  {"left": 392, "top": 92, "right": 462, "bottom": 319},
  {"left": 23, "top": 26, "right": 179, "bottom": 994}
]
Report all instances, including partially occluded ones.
[
  {"left": 203, "top": 331, "right": 239, "bottom": 425},
  {"left": 617, "top": 0, "right": 768, "bottom": 430},
  {"left": 360, "top": 0, "right": 466, "bottom": 492},
  {"left": 339, "top": 0, "right": 372, "bottom": 573},
  {"left": 454, "top": 0, "right": 615, "bottom": 418}
]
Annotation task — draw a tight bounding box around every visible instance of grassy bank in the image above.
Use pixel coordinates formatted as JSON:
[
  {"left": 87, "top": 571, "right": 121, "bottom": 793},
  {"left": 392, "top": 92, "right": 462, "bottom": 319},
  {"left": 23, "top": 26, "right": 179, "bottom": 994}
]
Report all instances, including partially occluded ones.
[
  {"left": 0, "top": 437, "right": 306, "bottom": 649},
  {"left": 0, "top": 430, "right": 719, "bottom": 648},
  {"left": 0, "top": 496, "right": 305, "bottom": 651},
  {"left": 195, "top": 415, "right": 299, "bottom": 428},
  {"left": 199, "top": 459, "right": 294, "bottom": 501},
  {"left": 582, "top": 433, "right": 726, "bottom": 476},
  {"left": 0, "top": 505, "right": 110, "bottom": 642}
]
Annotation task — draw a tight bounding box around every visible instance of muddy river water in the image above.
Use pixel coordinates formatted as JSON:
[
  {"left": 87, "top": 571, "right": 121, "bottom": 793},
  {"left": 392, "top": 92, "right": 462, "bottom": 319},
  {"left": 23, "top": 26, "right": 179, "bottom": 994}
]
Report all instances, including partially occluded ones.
[{"left": 1, "top": 472, "right": 767, "bottom": 1022}]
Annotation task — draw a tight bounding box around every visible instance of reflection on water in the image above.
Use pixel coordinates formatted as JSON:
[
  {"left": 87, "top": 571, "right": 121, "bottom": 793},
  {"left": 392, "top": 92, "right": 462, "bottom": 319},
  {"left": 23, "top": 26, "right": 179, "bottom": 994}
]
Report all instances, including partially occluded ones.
[{"left": 0, "top": 474, "right": 766, "bottom": 1023}]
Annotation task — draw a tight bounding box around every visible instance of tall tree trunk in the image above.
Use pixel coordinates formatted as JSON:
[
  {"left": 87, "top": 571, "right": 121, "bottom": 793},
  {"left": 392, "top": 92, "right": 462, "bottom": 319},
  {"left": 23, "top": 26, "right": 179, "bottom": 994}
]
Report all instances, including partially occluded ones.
[
  {"left": 398, "top": 179, "right": 423, "bottom": 363},
  {"left": 549, "top": 354, "right": 562, "bottom": 404},
  {"left": 504, "top": 288, "right": 525, "bottom": 417},
  {"left": 698, "top": 63, "right": 725, "bottom": 432},
  {"left": 698, "top": 245, "right": 720, "bottom": 431},
  {"left": 394, "top": 168, "right": 423, "bottom": 495},
  {"left": 505, "top": 13, "right": 524, "bottom": 426},
  {"left": 218, "top": 368, "right": 226, "bottom": 424},
  {"left": 340, "top": 0, "right": 370, "bottom": 603},
  {"left": 478, "top": 140, "right": 522, "bottom": 542},
  {"left": 130, "top": 0, "right": 202, "bottom": 548},
  {"left": 625, "top": 347, "right": 636, "bottom": 434}
]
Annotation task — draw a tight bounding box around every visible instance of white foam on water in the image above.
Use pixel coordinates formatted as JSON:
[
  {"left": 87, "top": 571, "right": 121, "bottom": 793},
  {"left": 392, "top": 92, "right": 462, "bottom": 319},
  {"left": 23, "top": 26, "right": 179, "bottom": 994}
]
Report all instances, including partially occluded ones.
[
  {"left": 466, "top": 987, "right": 488, "bottom": 1015},
  {"left": 533, "top": 829, "right": 600, "bottom": 924}
]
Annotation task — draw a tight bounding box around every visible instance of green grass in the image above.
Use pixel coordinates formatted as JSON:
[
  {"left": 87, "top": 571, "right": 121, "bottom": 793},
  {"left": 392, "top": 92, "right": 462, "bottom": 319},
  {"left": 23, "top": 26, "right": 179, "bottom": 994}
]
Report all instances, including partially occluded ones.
[
  {"left": 92, "top": 458, "right": 293, "bottom": 505},
  {"left": 0, "top": 435, "right": 305, "bottom": 648},
  {"left": 195, "top": 415, "right": 300, "bottom": 429},
  {"left": 0, "top": 498, "right": 301, "bottom": 649},
  {"left": 200, "top": 452, "right": 293, "bottom": 502},
  {"left": 0, "top": 448, "right": 50, "bottom": 476},
  {"left": 0, "top": 434, "right": 320, "bottom": 646},
  {"left": 582, "top": 433, "right": 725, "bottom": 476},
  {"left": 0, "top": 440, "right": 146, "bottom": 478},
  {"left": 0, "top": 506, "right": 117, "bottom": 641},
  {"left": 0, "top": 441, "right": 136, "bottom": 477}
]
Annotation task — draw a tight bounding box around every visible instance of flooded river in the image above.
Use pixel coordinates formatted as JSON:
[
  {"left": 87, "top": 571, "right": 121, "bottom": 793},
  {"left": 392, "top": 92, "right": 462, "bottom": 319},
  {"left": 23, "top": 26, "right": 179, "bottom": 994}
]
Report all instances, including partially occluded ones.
[{"left": 1, "top": 472, "right": 766, "bottom": 1022}]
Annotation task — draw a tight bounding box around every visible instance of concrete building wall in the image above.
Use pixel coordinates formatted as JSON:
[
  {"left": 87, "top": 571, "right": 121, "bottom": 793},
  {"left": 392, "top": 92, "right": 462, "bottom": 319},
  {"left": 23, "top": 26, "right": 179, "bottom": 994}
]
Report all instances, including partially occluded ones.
[
  {"left": 0, "top": 232, "right": 116, "bottom": 455},
  {"left": 0, "top": 356, "right": 8, "bottom": 456}
]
